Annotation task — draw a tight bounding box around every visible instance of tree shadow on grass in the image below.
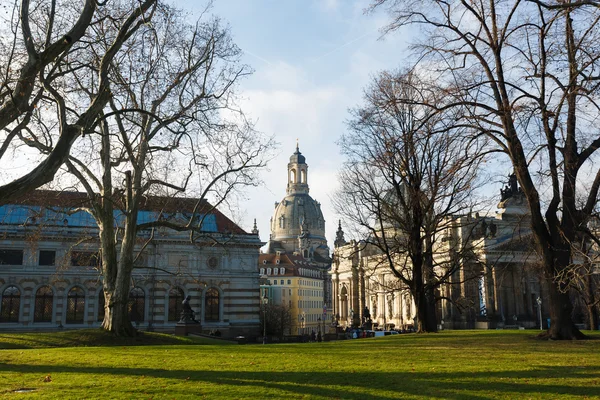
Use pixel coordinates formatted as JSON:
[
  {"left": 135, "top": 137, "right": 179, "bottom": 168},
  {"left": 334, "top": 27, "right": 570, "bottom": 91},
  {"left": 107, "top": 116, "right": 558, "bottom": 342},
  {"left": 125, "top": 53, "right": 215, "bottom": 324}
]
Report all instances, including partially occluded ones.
[{"left": 0, "top": 363, "right": 598, "bottom": 399}]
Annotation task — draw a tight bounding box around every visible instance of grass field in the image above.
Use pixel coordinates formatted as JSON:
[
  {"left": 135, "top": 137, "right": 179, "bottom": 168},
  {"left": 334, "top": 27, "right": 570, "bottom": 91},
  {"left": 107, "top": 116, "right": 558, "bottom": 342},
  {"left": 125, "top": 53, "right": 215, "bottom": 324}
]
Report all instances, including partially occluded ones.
[{"left": 1, "top": 330, "right": 599, "bottom": 399}]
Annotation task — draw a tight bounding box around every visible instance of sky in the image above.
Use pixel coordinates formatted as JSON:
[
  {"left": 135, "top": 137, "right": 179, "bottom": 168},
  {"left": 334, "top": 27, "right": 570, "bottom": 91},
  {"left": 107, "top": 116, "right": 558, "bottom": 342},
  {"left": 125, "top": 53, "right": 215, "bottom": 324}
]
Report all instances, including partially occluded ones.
[{"left": 171, "top": 0, "right": 413, "bottom": 248}]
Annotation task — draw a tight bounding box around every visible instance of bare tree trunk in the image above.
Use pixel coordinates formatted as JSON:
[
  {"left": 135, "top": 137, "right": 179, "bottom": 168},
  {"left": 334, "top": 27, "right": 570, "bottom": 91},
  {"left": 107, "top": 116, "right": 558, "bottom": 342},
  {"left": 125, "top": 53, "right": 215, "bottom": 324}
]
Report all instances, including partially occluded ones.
[
  {"left": 545, "top": 279, "right": 583, "bottom": 339},
  {"left": 587, "top": 275, "right": 598, "bottom": 331},
  {"left": 98, "top": 218, "right": 136, "bottom": 336},
  {"left": 102, "top": 279, "right": 136, "bottom": 337},
  {"left": 588, "top": 304, "right": 598, "bottom": 332},
  {"left": 542, "top": 249, "right": 585, "bottom": 340}
]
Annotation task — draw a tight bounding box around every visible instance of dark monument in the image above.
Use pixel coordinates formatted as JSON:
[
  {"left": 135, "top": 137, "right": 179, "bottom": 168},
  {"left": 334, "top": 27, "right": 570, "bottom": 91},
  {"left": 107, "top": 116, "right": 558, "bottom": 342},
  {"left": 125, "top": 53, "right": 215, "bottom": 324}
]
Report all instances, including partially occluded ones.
[
  {"left": 179, "top": 295, "right": 197, "bottom": 323},
  {"left": 175, "top": 295, "right": 201, "bottom": 336},
  {"left": 362, "top": 306, "right": 373, "bottom": 330},
  {"left": 500, "top": 172, "right": 523, "bottom": 202}
]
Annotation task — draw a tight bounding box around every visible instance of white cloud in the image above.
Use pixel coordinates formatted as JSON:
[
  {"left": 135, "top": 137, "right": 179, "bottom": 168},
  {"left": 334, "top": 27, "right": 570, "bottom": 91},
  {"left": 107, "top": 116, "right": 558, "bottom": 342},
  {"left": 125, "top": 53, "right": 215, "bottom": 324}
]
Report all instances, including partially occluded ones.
[
  {"left": 232, "top": 58, "right": 351, "bottom": 246},
  {"left": 313, "top": 0, "right": 340, "bottom": 13}
]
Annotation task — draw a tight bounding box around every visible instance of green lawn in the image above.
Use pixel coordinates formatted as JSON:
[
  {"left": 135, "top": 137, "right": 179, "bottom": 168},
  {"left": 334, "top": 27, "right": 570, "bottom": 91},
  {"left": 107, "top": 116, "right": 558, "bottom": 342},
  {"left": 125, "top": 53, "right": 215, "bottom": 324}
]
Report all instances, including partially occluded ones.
[{"left": 1, "top": 330, "right": 599, "bottom": 399}]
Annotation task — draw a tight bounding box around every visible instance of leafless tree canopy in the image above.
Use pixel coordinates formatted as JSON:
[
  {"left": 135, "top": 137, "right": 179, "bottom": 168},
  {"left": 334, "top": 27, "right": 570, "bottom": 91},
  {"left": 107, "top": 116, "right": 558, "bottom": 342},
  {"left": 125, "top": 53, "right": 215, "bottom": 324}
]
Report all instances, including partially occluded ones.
[
  {"left": 370, "top": 0, "right": 600, "bottom": 339},
  {"left": 48, "top": 3, "right": 272, "bottom": 336},
  {"left": 1, "top": 0, "right": 272, "bottom": 336},
  {"left": 0, "top": 0, "right": 159, "bottom": 202},
  {"left": 335, "top": 70, "right": 485, "bottom": 332}
]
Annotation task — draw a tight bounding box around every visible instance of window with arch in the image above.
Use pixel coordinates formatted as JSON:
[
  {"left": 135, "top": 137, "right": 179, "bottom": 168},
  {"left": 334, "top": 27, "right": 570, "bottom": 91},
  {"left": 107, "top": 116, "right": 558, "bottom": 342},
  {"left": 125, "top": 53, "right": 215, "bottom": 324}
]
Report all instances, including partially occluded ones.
[
  {"left": 280, "top": 268, "right": 285, "bottom": 275},
  {"left": 168, "top": 287, "right": 185, "bottom": 322},
  {"left": 0, "top": 286, "right": 20, "bottom": 322},
  {"left": 66, "top": 286, "right": 85, "bottom": 324},
  {"left": 205, "top": 288, "right": 220, "bottom": 322},
  {"left": 128, "top": 287, "right": 145, "bottom": 322},
  {"left": 279, "top": 216, "right": 285, "bottom": 229},
  {"left": 259, "top": 268, "right": 265, "bottom": 275},
  {"left": 303, "top": 249, "right": 309, "bottom": 258},
  {"left": 34, "top": 286, "right": 53, "bottom": 322},
  {"left": 97, "top": 290, "right": 105, "bottom": 322},
  {"left": 300, "top": 169, "right": 306, "bottom": 183},
  {"left": 290, "top": 169, "right": 296, "bottom": 183}
]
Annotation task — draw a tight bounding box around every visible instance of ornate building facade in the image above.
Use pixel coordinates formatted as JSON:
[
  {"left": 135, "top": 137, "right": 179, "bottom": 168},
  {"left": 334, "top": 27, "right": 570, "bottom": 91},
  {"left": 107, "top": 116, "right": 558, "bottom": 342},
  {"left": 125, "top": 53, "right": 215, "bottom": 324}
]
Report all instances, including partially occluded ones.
[
  {"left": 259, "top": 146, "right": 332, "bottom": 334},
  {"left": 0, "top": 191, "right": 262, "bottom": 337},
  {"left": 331, "top": 177, "right": 560, "bottom": 331}
]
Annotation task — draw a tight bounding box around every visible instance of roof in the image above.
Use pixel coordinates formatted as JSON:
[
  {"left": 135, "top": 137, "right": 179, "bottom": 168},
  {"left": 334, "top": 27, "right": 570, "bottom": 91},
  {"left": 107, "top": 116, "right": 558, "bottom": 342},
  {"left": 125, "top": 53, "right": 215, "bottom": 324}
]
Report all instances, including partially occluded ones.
[
  {"left": 259, "top": 252, "right": 327, "bottom": 274},
  {"left": 289, "top": 145, "right": 306, "bottom": 165},
  {"left": 1, "top": 190, "right": 246, "bottom": 234}
]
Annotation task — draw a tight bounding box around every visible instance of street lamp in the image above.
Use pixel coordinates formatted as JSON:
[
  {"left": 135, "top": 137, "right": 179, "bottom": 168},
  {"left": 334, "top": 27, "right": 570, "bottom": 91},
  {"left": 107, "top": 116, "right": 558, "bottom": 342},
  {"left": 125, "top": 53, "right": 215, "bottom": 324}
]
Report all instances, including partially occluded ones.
[
  {"left": 536, "top": 297, "right": 542, "bottom": 331},
  {"left": 263, "top": 294, "right": 269, "bottom": 344}
]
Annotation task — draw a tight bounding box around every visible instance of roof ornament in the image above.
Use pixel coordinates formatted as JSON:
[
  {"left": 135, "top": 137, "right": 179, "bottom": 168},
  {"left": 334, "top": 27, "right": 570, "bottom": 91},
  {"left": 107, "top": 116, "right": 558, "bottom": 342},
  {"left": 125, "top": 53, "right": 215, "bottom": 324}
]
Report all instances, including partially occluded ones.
[
  {"left": 334, "top": 220, "right": 347, "bottom": 248},
  {"left": 251, "top": 218, "right": 259, "bottom": 236},
  {"left": 299, "top": 212, "right": 310, "bottom": 239},
  {"left": 500, "top": 172, "right": 523, "bottom": 202}
]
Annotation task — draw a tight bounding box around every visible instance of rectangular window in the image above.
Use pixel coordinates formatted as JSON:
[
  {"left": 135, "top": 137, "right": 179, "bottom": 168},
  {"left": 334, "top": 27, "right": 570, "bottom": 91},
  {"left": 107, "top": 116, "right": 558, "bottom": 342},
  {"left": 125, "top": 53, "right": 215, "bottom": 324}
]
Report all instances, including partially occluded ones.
[
  {"left": 280, "top": 280, "right": 284, "bottom": 285},
  {"left": 0, "top": 249, "right": 23, "bottom": 265},
  {"left": 287, "top": 280, "right": 291, "bottom": 285},
  {"left": 71, "top": 251, "right": 100, "bottom": 267},
  {"left": 39, "top": 250, "right": 56, "bottom": 266}
]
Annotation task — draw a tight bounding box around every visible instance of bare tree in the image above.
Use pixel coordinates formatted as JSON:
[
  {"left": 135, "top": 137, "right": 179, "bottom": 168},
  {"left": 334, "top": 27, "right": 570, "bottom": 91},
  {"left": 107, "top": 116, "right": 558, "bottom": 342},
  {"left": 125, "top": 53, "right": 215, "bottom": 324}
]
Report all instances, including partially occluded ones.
[
  {"left": 370, "top": 0, "right": 600, "bottom": 339},
  {"left": 334, "top": 70, "right": 485, "bottom": 332},
  {"left": 261, "top": 303, "right": 293, "bottom": 340},
  {"left": 44, "top": 3, "right": 272, "bottom": 336},
  {"left": 0, "top": 0, "right": 158, "bottom": 203}
]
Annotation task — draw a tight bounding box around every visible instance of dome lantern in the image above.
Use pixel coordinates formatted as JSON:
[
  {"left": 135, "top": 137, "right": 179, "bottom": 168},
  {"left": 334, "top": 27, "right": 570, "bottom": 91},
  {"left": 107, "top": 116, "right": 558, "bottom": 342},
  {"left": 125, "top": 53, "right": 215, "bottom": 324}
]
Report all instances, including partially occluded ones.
[{"left": 287, "top": 143, "right": 309, "bottom": 195}]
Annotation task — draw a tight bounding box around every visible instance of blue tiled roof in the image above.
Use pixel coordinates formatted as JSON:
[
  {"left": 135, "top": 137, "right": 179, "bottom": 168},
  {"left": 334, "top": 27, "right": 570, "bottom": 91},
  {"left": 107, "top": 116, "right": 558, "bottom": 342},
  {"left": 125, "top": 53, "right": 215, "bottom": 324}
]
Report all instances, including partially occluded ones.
[{"left": 0, "top": 205, "right": 218, "bottom": 232}]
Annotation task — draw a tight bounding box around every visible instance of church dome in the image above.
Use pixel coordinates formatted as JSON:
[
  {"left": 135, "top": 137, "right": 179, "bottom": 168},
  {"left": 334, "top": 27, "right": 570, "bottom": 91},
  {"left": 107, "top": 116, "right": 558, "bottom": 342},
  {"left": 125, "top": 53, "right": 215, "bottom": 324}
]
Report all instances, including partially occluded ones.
[
  {"left": 272, "top": 193, "right": 326, "bottom": 241},
  {"left": 269, "top": 145, "right": 329, "bottom": 253}
]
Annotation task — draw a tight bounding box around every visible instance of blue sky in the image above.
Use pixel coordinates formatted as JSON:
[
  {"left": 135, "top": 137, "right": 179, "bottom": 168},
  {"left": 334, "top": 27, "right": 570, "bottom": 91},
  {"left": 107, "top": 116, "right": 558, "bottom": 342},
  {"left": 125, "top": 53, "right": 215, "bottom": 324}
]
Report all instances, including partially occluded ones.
[{"left": 173, "top": 0, "right": 413, "bottom": 247}]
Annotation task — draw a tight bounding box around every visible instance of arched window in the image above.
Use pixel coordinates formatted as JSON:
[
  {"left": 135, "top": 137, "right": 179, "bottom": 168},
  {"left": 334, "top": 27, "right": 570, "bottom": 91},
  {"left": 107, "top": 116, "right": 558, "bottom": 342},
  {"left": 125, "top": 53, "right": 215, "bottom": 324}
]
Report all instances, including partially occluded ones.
[
  {"left": 66, "top": 286, "right": 85, "bottom": 324},
  {"left": 34, "top": 286, "right": 53, "bottom": 322},
  {"left": 128, "top": 287, "right": 145, "bottom": 322},
  {"left": 168, "top": 287, "right": 184, "bottom": 322},
  {"left": 301, "top": 169, "right": 306, "bottom": 183},
  {"left": 280, "top": 267, "right": 285, "bottom": 275},
  {"left": 260, "top": 268, "right": 265, "bottom": 275},
  {"left": 279, "top": 216, "right": 285, "bottom": 229},
  {"left": 290, "top": 169, "right": 296, "bottom": 183},
  {"left": 0, "top": 286, "right": 20, "bottom": 323},
  {"left": 97, "top": 290, "right": 105, "bottom": 322},
  {"left": 205, "top": 288, "right": 220, "bottom": 322}
]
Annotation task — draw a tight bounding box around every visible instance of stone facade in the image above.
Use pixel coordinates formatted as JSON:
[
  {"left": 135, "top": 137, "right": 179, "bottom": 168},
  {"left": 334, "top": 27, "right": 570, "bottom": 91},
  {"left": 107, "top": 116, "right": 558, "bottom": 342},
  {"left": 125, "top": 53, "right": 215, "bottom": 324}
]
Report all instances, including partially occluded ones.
[
  {"left": 0, "top": 191, "right": 262, "bottom": 338},
  {"left": 331, "top": 176, "right": 564, "bottom": 330}
]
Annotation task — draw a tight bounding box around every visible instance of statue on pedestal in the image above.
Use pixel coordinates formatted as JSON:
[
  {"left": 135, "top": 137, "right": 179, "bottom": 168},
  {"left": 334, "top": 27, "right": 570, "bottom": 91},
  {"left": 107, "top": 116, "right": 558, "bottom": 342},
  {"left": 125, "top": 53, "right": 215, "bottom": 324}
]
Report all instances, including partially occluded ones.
[{"left": 179, "top": 295, "right": 198, "bottom": 323}]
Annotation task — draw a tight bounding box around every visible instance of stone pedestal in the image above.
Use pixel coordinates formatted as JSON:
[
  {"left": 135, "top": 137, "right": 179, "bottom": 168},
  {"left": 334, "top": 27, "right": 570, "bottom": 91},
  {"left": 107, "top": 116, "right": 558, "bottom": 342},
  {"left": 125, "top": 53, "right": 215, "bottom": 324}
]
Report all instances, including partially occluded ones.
[{"left": 175, "top": 322, "right": 202, "bottom": 336}]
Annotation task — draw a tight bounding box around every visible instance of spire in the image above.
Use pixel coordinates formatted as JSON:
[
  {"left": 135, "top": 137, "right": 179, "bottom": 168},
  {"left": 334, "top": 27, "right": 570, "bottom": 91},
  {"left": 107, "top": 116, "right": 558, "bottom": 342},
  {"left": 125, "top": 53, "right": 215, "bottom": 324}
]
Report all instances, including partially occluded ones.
[
  {"left": 251, "top": 218, "right": 259, "bottom": 236},
  {"left": 334, "top": 220, "right": 347, "bottom": 248}
]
